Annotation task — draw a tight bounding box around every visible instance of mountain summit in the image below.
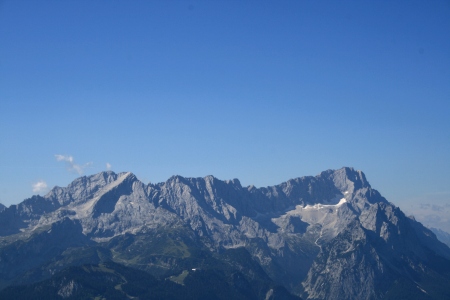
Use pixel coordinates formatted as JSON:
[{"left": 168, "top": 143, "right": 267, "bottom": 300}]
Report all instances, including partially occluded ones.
[{"left": 0, "top": 167, "right": 449, "bottom": 299}]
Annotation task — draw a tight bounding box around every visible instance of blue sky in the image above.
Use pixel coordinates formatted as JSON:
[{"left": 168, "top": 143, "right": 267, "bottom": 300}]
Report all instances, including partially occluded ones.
[{"left": 1, "top": 1, "right": 449, "bottom": 229}]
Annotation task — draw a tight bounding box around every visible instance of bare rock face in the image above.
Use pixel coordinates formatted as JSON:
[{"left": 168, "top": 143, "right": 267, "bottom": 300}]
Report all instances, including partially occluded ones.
[{"left": 0, "top": 167, "right": 449, "bottom": 299}]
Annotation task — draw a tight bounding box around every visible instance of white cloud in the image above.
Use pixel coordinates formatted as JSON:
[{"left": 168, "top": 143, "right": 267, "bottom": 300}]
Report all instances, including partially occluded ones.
[
  {"left": 106, "top": 162, "right": 112, "bottom": 170},
  {"left": 55, "top": 154, "right": 73, "bottom": 163},
  {"left": 55, "top": 154, "right": 92, "bottom": 175},
  {"left": 32, "top": 180, "right": 48, "bottom": 193}
]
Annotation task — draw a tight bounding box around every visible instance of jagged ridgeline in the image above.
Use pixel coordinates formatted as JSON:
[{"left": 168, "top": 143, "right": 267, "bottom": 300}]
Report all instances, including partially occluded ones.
[{"left": 0, "top": 167, "right": 449, "bottom": 299}]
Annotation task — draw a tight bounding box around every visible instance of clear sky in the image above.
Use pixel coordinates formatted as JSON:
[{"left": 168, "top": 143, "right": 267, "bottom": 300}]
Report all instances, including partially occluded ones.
[{"left": 1, "top": 1, "right": 449, "bottom": 230}]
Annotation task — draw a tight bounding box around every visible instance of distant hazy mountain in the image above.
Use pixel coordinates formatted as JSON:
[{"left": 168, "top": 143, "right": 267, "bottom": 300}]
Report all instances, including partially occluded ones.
[
  {"left": 430, "top": 227, "right": 450, "bottom": 248},
  {"left": 0, "top": 203, "right": 5, "bottom": 212},
  {"left": 0, "top": 167, "right": 449, "bottom": 299}
]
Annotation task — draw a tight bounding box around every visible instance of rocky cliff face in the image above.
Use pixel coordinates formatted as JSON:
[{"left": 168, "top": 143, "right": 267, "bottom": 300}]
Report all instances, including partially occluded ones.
[
  {"left": 0, "top": 167, "right": 449, "bottom": 299},
  {"left": 302, "top": 202, "right": 450, "bottom": 299}
]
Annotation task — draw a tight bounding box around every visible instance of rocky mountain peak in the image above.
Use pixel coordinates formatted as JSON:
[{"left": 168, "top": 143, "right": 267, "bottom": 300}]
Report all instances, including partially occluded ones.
[
  {"left": 44, "top": 171, "right": 138, "bottom": 206},
  {"left": 318, "top": 167, "right": 370, "bottom": 194}
]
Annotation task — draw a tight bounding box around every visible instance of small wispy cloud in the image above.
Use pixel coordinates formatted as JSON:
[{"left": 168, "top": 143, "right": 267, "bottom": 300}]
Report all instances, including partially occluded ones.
[
  {"left": 32, "top": 180, "right": 48, "bottom": 193},
  {"left": 106, "top": 162, "right": 112, "bottom": 170},
  {"left": 55, "top": 154, "right": 73, "bottom": 163},
  {"left": 55, "top": 154, "right": 92, "bottom": 175}
]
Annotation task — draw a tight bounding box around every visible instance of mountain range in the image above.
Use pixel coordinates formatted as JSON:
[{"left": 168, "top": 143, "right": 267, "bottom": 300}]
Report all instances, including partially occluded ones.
[{"left": 0, "top": 167, "right": 449, "bottom": 299}]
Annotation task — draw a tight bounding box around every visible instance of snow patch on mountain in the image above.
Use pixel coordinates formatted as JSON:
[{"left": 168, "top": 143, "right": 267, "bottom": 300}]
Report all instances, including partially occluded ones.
[{"left": 303, "top": 198, "right": 347, "bottom": 210}]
